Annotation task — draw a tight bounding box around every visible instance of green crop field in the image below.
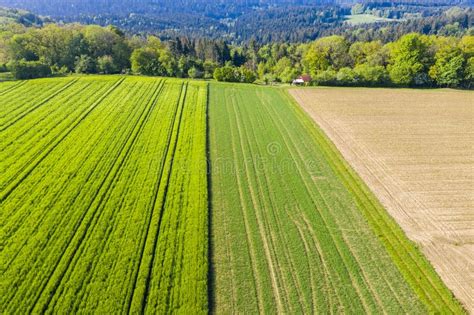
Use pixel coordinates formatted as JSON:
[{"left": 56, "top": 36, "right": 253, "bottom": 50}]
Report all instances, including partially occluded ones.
[
  {"left": 208, "top": 83, "right": 463, "bottom": 314},
  {"left": 0, "top": 76, "right": 464, "bottom": 314},
  {"left": 0, "top": 76, "right": 208, "bottom": 313}
]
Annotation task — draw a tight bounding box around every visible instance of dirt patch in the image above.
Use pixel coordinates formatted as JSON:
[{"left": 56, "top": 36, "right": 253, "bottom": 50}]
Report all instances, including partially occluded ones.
[{"left": 290, "top": 87, "right": 474, "bottom": 312}]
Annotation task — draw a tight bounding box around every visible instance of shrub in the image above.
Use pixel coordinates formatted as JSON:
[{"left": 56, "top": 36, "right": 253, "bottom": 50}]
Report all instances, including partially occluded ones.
[
  {"left": 188, "top": 67, "right": 203, "bottom": 79},
  {"left": 336, "top": 67, "right": 358, "bottom": 86},
  {"left": 214, "top": 66, "right": 238, "bottom": 82},
  {"left": 214, "top": 66, "right": 256, "bottom": 83},
  {"left": 354, "top": 64, "right": 389, "bottom": 86},
  {"left": 238, "top": 67, "right": 256, "bottom": 83},
  {"left": 203, "top": 61, "right": 217, "bottom": 79},
  {"left": 51, "top": 65, "right": 69, "bottom": 75},
  {"left": 313, "top": 69, "right": 337, "bottom": 86},
  {"left": 8, "top": 60, "right": 52, "bottom": 79},
  {"left": 75, "top": 55, "right": 97, "bottom": 74},
  {"left": 97, "top": 55, "right": 118, "bottom": 74}
]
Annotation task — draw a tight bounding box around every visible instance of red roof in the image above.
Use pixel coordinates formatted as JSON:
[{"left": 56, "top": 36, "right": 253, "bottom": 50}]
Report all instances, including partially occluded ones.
[{"left": 299, "top": 75, "right": 312, "bottom": 82}]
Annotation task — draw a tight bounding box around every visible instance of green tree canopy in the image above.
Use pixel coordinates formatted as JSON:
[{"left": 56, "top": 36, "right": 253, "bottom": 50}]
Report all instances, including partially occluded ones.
[
  {"left": 388, "top": 33, "right": 430, "bottom": 86},
  {"left": 304, "top": 35, "right": 350, "bottom": 76}
]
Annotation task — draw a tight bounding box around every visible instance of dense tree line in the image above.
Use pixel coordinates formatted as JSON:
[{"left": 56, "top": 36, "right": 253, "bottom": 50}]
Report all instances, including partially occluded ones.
[
  {"left": 0, "top": 22, "right": 472, "bottom": 88},
  {"left": 0, "top": 0, "right": 340, "bottom": 17}
]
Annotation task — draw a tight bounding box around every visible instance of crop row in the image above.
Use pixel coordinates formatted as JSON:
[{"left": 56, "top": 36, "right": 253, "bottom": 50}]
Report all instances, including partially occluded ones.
[
  {"left": 0, "top": 81, "right": 26, "bottom": 97},
  {"left": 1, "top": 77, "right": 156, "bottom": 311},
  {"left": 0, "top": 78, "right": 75, "bottom": 124},
  {"left": 0, "top": 77, "right": 123, "bottom": 197},
  {"left": 0, "top": 77, "right": 209, "bottom": 313},
  {"left": 137, "top": 82, "right": 209, "bottom": 314}
]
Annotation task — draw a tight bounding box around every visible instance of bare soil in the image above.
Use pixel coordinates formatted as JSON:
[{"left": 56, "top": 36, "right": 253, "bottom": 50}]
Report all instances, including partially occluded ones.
[{"left": 290, "top": 87, "right": 474, "bottom": 311}]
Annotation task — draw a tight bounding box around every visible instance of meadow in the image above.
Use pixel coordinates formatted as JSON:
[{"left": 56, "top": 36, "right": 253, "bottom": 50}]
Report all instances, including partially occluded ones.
[
  {"left": 0, "top": 76, "right": 465, "bottom": 314},
  {"left": 208, "top": 83, "right": 464, "bottom": 314}
]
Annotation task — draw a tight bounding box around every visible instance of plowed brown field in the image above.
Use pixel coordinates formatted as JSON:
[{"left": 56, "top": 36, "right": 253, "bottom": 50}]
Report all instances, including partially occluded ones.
[{"left": 290, "top": 87, "right": 474, "bottom": 311}]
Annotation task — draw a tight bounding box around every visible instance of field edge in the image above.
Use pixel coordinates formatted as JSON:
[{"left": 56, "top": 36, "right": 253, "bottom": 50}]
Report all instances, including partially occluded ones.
[{"left": 282, "top": 88, "right": 466, "bottom": 313}]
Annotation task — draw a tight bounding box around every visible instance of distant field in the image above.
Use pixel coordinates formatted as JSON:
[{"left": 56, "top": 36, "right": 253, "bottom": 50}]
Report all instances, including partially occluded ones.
[
  {"left": 208, "top": 83, "right": 463, "bottom": 313},
  {"left": 344, "top": 14, "right": 397, "bottom": 25},
  {"left": 290, "top": 87, "right": 474, "bottom": 312},
  {"left": 0, "top": 76, "right": 208, "bottom": 313}
]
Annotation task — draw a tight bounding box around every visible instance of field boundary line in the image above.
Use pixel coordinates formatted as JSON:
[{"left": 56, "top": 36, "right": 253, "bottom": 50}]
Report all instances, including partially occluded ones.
[
  {"left": 205, "top": 83, "right": 225, "bottom": 314},
  {"left": 283, "top": 89, "right": 465, "bottom": 313}
]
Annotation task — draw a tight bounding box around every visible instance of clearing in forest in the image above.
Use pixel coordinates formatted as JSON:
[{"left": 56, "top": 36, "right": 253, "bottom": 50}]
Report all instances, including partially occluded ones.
[{"left": 290, "top": 87, "right": 474, "bottom": 312}]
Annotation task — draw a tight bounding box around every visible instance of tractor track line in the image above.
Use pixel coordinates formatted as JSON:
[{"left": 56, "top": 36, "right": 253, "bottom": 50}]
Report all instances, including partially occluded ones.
[
  {"left": 258, "top": 89, "right": 372, "bottom": 312},
  {"left": 0, "top": 78, "right": 79, "bottom": 132},
  {"left": 53, "top": 80, "right": 166, "bottom": 312},
  {"left": 0, "top": 78, "right": 125, "bottom": 202},
  {"left": 0, "top": 81, "right": 27, "bottom": 97},
  {"left": 2, "top": 79, "right": 135, "bottom": 311},
  {"left": 146, "top": 83, "right": 190, "bottom": 314},
  {"left": 120, "top": 81, "right": 179, "bottom": 314},
  {"left": 125, "top": 82, "right": 185, "bottom": 314},
  {"left": 29, "top": 79, "right": 163, "bottom": 313},
  {"left": 230, "top": 88, "right": 285, "bottom": 314}
]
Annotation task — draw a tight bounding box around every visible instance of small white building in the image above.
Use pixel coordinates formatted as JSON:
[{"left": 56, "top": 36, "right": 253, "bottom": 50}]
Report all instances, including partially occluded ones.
[
  {"left": 292, "top": 75, "right": 312, "bottom": 86},
  {"left": 292, "top": 78, "right": 305, "bottom": 85}
]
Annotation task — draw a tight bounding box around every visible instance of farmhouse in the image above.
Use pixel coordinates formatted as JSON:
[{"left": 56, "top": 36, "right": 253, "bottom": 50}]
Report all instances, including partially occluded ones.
[{"left": 292, "top": 74, "right": 312, "bottom": 85}]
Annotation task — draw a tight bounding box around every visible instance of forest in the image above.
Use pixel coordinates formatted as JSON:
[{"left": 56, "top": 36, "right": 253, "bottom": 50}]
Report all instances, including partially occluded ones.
[{"left": 0, "top": 0, "right": 471, "bottom": 43}]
